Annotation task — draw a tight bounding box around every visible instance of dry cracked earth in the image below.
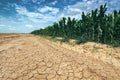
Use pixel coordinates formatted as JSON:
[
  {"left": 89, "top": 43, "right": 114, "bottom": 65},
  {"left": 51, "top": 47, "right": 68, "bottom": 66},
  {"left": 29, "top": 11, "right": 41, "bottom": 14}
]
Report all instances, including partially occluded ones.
[{"left": 0, "top": 34, "right": 120, "bottom": 80}]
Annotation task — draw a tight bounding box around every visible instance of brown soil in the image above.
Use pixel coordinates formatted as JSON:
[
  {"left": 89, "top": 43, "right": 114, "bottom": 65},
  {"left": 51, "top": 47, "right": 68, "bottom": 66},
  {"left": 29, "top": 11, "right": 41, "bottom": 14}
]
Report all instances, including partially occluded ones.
[{"left": 0, "top": 34, "right": 120, "bottom": 80}]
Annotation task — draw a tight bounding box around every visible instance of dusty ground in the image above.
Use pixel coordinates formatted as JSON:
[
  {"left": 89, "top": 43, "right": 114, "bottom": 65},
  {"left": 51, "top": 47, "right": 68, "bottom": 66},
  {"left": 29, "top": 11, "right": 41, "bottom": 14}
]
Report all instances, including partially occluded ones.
[{"left": 0, "top": 34, "right": 120, "bottom": 80}]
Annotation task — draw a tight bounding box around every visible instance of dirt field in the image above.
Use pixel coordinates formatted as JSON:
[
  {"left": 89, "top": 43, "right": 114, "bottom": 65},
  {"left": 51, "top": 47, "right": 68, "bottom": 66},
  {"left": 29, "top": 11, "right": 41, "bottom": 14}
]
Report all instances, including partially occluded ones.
[{"left": 0, "top": 34, "right": 120, "bottom": 80}]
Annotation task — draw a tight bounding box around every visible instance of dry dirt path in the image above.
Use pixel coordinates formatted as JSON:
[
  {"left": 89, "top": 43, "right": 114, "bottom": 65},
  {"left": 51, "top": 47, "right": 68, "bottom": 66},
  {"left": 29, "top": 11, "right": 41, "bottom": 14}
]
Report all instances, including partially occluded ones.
[{"left": 0, "top": 34, "right": 120, "bottom": 80}]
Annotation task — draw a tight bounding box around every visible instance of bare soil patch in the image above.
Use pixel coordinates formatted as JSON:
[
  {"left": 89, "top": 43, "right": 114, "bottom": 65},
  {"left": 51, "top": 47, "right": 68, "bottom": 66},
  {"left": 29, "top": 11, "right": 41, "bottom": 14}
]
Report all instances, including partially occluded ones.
[{"left": 0, "top": 34, "right": 120, "bottom": 80}]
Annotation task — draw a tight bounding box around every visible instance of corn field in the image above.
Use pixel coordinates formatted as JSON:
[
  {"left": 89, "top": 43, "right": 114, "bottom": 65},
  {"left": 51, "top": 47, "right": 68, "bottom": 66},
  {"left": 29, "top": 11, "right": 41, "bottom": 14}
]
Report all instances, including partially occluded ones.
[{"left": 31, "top": 4, "right": 120, "bottom": 46}]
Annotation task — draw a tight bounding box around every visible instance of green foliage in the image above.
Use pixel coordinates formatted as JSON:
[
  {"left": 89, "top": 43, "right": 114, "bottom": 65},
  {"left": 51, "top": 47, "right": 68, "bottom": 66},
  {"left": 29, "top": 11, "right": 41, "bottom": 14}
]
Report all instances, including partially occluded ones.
[{"left": 31, "top": 4, "right": 120, "bottom": 47}]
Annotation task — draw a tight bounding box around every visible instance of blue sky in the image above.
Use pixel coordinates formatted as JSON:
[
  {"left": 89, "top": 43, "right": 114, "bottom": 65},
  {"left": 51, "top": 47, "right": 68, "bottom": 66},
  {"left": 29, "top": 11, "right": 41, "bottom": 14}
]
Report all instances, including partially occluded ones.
[{"left": 0, "top": 0, "right": 120, "bottom": 33}]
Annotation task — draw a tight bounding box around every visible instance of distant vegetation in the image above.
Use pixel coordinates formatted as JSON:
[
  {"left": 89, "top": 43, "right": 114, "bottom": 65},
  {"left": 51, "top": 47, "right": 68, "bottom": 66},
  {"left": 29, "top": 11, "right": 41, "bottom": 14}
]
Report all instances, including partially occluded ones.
[{"left": 31, "top": 4, "right": 120, "bottom": 47}]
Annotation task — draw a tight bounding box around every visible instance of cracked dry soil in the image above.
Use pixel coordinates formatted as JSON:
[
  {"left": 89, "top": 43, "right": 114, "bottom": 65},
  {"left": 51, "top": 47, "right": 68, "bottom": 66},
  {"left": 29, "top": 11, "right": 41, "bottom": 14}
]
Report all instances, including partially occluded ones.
[{"left": 0, "top": 34, "right": 120, "bottom": 80}]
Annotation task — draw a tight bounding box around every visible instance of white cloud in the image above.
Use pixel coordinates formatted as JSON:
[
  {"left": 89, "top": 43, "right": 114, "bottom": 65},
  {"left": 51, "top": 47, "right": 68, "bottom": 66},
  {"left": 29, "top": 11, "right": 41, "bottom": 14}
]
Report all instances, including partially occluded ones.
[
  {"left": 15, "top": 5, "right": 45, "bottom": 22},
  {"left": 108, "top": 0, "right": 120, "bottom": 12},
  {"left": 15, "top": 4, "right": 60, "bottom": 24},
  {"left": 38, "top": 6, "right": 59, "bottom": 14},
  {"left": 66, "top": 0, "right": 105, "bottom": 12},
  {"left": 16, "top": 5, "right": 44, "bottom": 18},
  {"left": 0, "top": 25, "right": 5, "bottom": 27},
  {"left": 32, "top": 0, "right": 45, "bottom": 4},
  {"left": 62, "top": 0, "right": 120, "bottom": 19},
  {"left": 25, "top": 24, "right": 34, "bottom": 28},
  {"left": 32, "top": 0, "right": 38, "bottom": 3},
  {"left": 51, "top": 1, "right": 58, "bottom": 5},
  {"left": 61, "top": 0, "right": 109, "bottom": 19}
]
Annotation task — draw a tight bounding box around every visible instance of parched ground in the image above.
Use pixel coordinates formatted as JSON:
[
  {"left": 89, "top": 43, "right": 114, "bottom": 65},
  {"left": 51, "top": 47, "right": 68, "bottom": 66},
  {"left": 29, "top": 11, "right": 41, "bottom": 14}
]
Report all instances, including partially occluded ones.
[{"left": 0, "top": 34, "right": 120, "bottom": 80}]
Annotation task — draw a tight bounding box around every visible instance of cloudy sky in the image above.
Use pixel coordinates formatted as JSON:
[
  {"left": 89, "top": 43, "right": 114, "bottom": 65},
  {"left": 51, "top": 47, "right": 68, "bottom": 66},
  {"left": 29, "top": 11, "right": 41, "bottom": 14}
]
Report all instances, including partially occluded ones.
[{"left": 0, "top": 0, "right": 120, "bottom": 33}]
